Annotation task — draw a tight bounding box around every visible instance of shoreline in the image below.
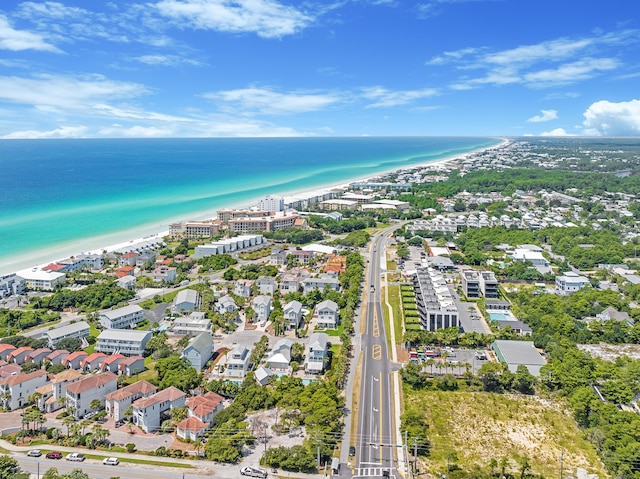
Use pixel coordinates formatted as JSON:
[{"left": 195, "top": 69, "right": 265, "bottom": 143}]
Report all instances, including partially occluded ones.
[{"left": 4, "top": 137, "right": 508, "bottom": 277}]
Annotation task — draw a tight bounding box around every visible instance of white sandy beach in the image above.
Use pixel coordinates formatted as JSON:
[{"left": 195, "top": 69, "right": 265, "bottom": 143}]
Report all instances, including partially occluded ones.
[{"left": 5, "top": 138, "right": 509, "bottom": 277}]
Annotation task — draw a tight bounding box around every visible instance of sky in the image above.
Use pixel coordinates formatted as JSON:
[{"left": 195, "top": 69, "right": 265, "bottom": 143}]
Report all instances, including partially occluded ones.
[{"left": 0, "top": 0, "right": 639, "bottom": 138}]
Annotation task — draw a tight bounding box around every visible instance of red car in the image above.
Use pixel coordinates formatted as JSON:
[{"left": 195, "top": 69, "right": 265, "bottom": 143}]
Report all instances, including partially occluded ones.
[{"left": 46, "top": 451, "right": 62, "bottom": 459}]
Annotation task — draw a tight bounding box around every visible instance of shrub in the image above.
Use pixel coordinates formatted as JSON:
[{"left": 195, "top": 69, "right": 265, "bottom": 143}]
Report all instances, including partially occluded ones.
[{"left": 126, "top": 443, "right": 136, "bottom": 453}]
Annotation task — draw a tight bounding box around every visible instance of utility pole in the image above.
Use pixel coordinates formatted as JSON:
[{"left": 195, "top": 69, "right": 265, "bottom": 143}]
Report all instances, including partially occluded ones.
[
  {"left": 413, "top": 438, "right": 418, "bottom": 475},
  {"left": 559, "top": 450, "right": 564, "bottom": 479}
]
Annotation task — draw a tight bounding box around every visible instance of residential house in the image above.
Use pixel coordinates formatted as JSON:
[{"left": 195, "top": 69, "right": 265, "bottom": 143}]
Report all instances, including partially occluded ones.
[
  {"left": 177, "top": 392, "right": 224, "bottom": 440},
  {"left": 0, "top": 363, "right": 21, "bottom": 379},
  {"left": 265, "top": 339, "right": 292, "bottom": 372},
  {"left": 81, "top": 352, "right": 107, "bottom": 372},
  {"left": 172, "top": 312, "right": 212, "bottom": 336},
  {"left": 256, "top": 276, "right": 278, "bottom": 295},
  {"left": 315, "top": 300, "right": 339, "bottom": 329},
  {"left": 43, "top": 321, "right": 90, "bottom": 348},
  {"left": 182, "top": 332, "right": 213, "bottom": 372},
  {"left": 45, "top": 349, "right": 70, "bottom": 366},
  {"left": 116, "top": 276, "right": 137, "bottom": 290},
  {"left": 174, "top": 289, "right": 201, "bottom": 314},
  {"left": 7, "top": 346, "right": 34, "bottom": 365},
  {"left": 96, "top": 329, "right": 152, "bottom": 356},
  {"left": 290, "top": 250, "right": 313, "bottom": 265},
  {"left": 279, "top": 273, "right": 303, "bottom": 294},
  {"left": 25, "top": 348, "right": 52, "bottom": 366},
  {"left": 152, "top": 265, "right": 177, "bottom": 283},
  {"left": 99, "top": 305, "right": 145, "bottom": 329},
  {"left": 100, "top": 354, "right": 127, "bottom": 373},
  {"left": 254, "top": 367, "right": 273, "bottom": 386},
  {"left": 283, "top": 300, "right": 304, "bottom": 330},
  {"left": 132, "top": 386, "right": 187, "bottom": 433},
  {"left": 216, "top": 296, "right": 238, "bottom": 316},
  {"left": 0, "top": 344, "right": 17, "bottom": 362},
  {"left": 39, "top": 369, "right": 83, "bottom": 413},
  {"left": 225, "top": 344, "right": 252, "bottom": 378},
  {"left": 15, "top": 268, "right": 65, "bottom": 290},
  {"left": 252, "top": 296, "right": 272, "bottom": 322},
  {"left": 497, "top": 320, "right": 533, "bottom": 336},
  {"left": 596, "top": 306, "right": 634, "bottom": 326},
  {"left": 234, "top": 279, "right": 254, "bottom": 298},
  {"left": 104, "top": 380, "right": 157, "bottom": 421},
  {"left": 119, "top": 356, "right": 145, "bottom": 377},
  {"left": 66, "top": 372, "right": 118, "bottom": 420},
  {"left": 62, "top": 351, "right": 87, "bottom": 370},
  {"left": 556, "top": 271, "right": 591, "bottom": 294},
  {"left": 0, "top": 369, "right": 48, "bottom": 410},
  {"left": 305, "top": 333, "right": 328, "bottom": 374},
  {"left": 302, "top": 274, "right": 340, "bottom": 295},
  {"left": 270, "top": 248, "right": 287, "bottom": 267},
  {"left": 118, "top": 252, "right": 139, "bottom": 267}
]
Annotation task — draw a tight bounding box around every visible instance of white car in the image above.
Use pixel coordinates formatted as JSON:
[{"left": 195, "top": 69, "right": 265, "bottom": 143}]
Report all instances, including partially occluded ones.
[
  {"left": 66, "top": 453, "right": 85, "bottom": 462},
  {"left": 27, "top": 450, "right": 42, "bottom": 457},
  {"left": 103, "top": 457, "right": 119, "bottom": 466}
]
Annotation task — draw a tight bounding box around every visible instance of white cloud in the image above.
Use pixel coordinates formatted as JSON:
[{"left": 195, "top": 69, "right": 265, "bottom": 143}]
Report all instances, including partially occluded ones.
[
  {"left": 155, "top": 0, "right": 314, "bottom": 38},
  {"left": 132, "top": 54, "right": 203, "bottom": 66},
  {"left": 582, "top": 99, "right": 640, "bottom": 136},
  {"left": 2, "top": 125, "right": 88, "bottom": 139},
  {"left": 203, "top": 87, "right": 339, "bottom": 115},
  {"left": 523, "top": 57, "right": 618, "bottom": 87},
  {"left": 540, "top": 128, "right": 573, "bottom": 137},
  {"left": 0, "top": 74, "right": 149, "bottom": 110},
  {"left": 361, "top": 86, "right": 439, "bottom": 108},
  {"left": 98, "top": 125, "right": 176, "bottom": 137},
  {"left": 527, "top": 109, "right": 558, "bottom": 123},
  {"left": 92, "top": 104, "right": 195, "bottom": 122},
  {"left": 0, "top": 14, "right": 61, "bottom": 52}
]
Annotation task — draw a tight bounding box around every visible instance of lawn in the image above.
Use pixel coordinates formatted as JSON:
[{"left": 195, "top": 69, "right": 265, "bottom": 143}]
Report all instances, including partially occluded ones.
[
  {"left": 387, "top": 284, "right": 403, "bottom": 345},
  {"left": 404, "top": 388, "right": 607, "bottom": 479}
]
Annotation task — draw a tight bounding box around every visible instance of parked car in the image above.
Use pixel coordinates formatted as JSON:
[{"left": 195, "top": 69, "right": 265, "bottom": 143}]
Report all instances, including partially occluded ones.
[
  {"left": 66, "top": 453, "right": 85, "bottom": 462},
  {"left": 103, "top": 457, "right": 119, "bottom": 466},
  {"left": 27, "top": 450, "right": 42, "bottom": 457},
  {"left": 46, "top": 451, "right": 62, "bottom": 459},
  {"left": 349, "top": 445, "right": 356, "bottom": 457}
]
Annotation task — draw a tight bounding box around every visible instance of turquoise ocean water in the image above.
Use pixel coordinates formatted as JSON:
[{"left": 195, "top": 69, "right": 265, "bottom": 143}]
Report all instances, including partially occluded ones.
[{"left": 0, "top": 137, "right": 500, "bottom": 274}]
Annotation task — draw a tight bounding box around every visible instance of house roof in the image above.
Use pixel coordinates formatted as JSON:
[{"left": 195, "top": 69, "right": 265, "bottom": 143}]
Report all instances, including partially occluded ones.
[
  {"left": 316, "top": 299, "right": 338, "bottom": 312},
  {"left": 120, "top": 356, "right": 144, "bottom": 367},
  {"left": 97, "top": 329, "right": 152, "bottom": 342},
  {"left": 62, "top": 351, "right": 88, "bottom": 364},
  {"left": 44, "top": 321, "right": 90, "bottom": 341},
  {"left": 185, "top": 332, "right": 213, "bottom": 354},
  {"left": 46, "top": 350, "right": 70, "bottom": 360},
  {"left": 284, "top": 300, "right": 303, "bottom": 314},
  {"left": 35, "top": 383, "right": 53, "bottom": 395},
  {"left": 0, "top": 344, "right": 17, "bottom": 354},
  {"left": 105, "top": 380, "right": 157, "bottom": 402},
  {"left": 81, "top": 352, "right": 107, "bottom": 367},
  {"left": 187, "top": 392, "right": 224, "bottom": 417},
  {"left": 132, "top": 386, "right": 186, "bottom": 410},
  {"left": 8, "top": 346, "right": 34, "bottom": 359},
  {"left": 0, "top": 363, "right": 21, "bottom": 378},
  {"left": 252, "top": 295, "right": 272, "bottom": 306},
  {"left": 101, "top": 304, "right": 143, "bottom": 320},
  {"left": 0, "top": 369, "right": 47, "bottom": 386},
  {"left": 309, "top": 332, "right": 328, "bottom": 351},
  {"left": 175, "top": 289, "right": 199, "bottom": 305},
  {"left": 26, "top": 348, "right": 52, "bottom": 360},
  {"left": 51, "top": 369, "right": 83, "bottom": 384},
  {"left": 102, "top": 354, "right": 126, "bottom": 366},
  {"left": 177, "top": 416, "right": 208, "bottom": 432},
  {"left": 66, "top": 372, "right": 117, "bottom": 395}
]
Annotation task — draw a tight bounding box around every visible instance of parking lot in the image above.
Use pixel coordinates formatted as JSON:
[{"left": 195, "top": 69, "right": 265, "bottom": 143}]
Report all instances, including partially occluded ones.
[{"left": 413, "top": 346, "right": 491, "bottom": 375}]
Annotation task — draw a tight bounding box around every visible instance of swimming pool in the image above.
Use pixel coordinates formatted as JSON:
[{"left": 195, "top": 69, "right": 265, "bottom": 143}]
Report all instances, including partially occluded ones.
[{"left": 488, "top": 312, "right": 515, "bottom": 322}]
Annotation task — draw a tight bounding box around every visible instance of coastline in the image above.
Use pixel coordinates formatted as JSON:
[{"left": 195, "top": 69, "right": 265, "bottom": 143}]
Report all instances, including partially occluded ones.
[{"left": 4, "top": 137, "right": 508, "bottom": 276}]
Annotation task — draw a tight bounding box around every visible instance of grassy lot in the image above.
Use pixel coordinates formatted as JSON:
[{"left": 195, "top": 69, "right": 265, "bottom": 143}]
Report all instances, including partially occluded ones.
[
  {"left": 387, "top": 285, "right": 403, "bottom": 344},
  {"left": 404, "top": 388, "right": 607, "bottom": 479},
  {"left": 82, "top": 453, "right": 195, "bottom": 468},
  {"left": 318, "top": 323, "right": 344, "bottom": 337}
]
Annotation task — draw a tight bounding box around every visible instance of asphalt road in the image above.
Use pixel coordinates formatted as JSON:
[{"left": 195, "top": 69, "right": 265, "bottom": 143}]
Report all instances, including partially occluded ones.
[{"left": 354, "top": 226, "right": 399, "bottom": 479}]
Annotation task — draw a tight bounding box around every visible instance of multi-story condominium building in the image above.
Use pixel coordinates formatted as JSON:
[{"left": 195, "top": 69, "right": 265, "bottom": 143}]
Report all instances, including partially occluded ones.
[
  {"left": 182, "top": 332, "right": 213, "bottom": 372},
  {"left": 105, "top": 380, "right": 157, "bottom": 421},
  {"left": 258, "top": 195, "right": 285, "bottom": 212},
  {"left": 152, "top": 265, "right": 177, "bottom": 283},
  {"left": 43, "top": 321, "right": 90, "bottom": 348},
  {"left": 193, "top": 234, "right": 265, "bottom": 258},
  {"left": 39, "top": 369, "right": 82, "bottom": 413},
  {"left": 228, "top": 212, "right": 299, "bottom": 233},
  {"left": 0, "top": 370, "right": 48, "bottom": 410},
  {"left": 479, "top": 271, "right": 499, "bottom": 298},
  {"left": 315, "top": 300, "right": 339, "bottom": 329},
  {"left": 461, "top": 270, "right": 481, "bottom": 299},
  {"left": 225, "top": 344, "right": 251, "bottom": 378},
  {"left": 169, "top": 219, "right": 222, "bottom": 239},
  {"left": 132, "top": 386, "right": 187, "bottom": 433},
  {"left": 234, "top": 279, "right": 253, "bottom": 298},
  {"left": 15, "top": 268, "right": 65, "bottom": 290},
  {"left": 413, "top": 267, "right": 459, "bottom": 331},
  {"left": 0, "top": 273, "right": 26, "bottom": 298},
  {"left": 217, "top": 209, "right": 271, "bottom": 223},
  {"left": 65, "top": 372, "right": 118, "bottom": 419},
  {"left": 305, "top": 333, "right": 328, "bottom": 374},
  {"left": 96, "top": 329, "right": 152, "bottom": 356},
  {"left": 172, "top": 312, "right": 211, "bottom": 336},
  {"left": 99, "top": 305, "right": 145, "bottom": 329}
]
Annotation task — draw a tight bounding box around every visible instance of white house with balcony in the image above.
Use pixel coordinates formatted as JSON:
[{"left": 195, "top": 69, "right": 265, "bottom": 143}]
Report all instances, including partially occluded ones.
[
  {"left": 556, "top": 271, "right": 591, "bottom": 294},
  {"left": 252, "top": 295, "right": 272, "bottom": 322},
  {"left": 43, "top": 321, "right": 90, "bottom": 349},
  {"left": 216, "top": 296, "right": 238, "bottom": 315},
  {"left": 305, "top": 333, "right": 328, "bottom": 374},
  {"left": 96, "top": 329, "right": 151, "bottom": 356},
  {"left": 132, "top": 386, "right": 187, "bottom": 433},
  {"left": 174, "top": 289, "right": 201, "bottom": 313},
  {"left": 104, "top": 380, "right": 157, "bottom": 422},
  {"left": 283, "top": 300, "right": 304, "bottom": 330},
  {"left": 315, "top": 300, "right": 339, "bottom": 329},
  {"left": 182, "top": 332, "right": 213, "bottom": 372},
  {"left": 225, "top": 344, "right": 252, "bottom": 379},
  {"left": 66, "top": 372, "right": 118, "bottom": 419},
  {"left": 172, "top": 312, "right": 211, "bottom": 336},
  {"left": 99, "top": 305, "right": 145, "bottom": 329},
  {"left": 266, "top": 339, "right": 292, "bottom": 372},
  {"left": 0, "top": 370, "right": 48, "bottom": 410},
  {"left": 256, "top": 276, "right": 278, "bottom": 295}
]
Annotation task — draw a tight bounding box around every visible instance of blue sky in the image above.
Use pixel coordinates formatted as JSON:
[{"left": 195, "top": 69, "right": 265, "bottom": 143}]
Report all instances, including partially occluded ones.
[{"left": 0, "top": 0, "right": 638, "bottom": 138}]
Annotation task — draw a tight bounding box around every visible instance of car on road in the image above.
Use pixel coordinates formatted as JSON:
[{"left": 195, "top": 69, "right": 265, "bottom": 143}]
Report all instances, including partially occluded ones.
[
  {"left": 27, "top": 450, "right": 42, "bottom": 457},
  {"left": 349, "top": 445, "right": 356, "bottom": 457},
  {"left": 103, "top": 457, "right": 119, "bottom": 466},
  {"left": 46, "top": 451, "right": 62, "bottom": 460},
  {"left": 66, "top": 453, "right": 85, "bottom": 462},
  {"left": 240, "top": 466, "right": 267, "bottom": 478}
]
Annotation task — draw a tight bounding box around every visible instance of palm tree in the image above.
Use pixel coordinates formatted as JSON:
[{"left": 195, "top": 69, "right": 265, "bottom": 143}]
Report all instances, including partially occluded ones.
[
  {"left": 194, "top": 439, "right": 203, "bottom": 457},
  {"left": 63, "top": 415, "right": 75, "bottom": 437}
]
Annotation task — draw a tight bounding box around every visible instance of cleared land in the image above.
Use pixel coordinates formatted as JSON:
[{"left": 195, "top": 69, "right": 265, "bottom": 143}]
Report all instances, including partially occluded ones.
[{"left": 405, "top": 388, "right": 608, "bottom": 478}]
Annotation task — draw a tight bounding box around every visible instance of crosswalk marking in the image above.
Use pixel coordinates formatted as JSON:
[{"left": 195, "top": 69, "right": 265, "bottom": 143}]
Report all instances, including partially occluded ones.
[{"left": 352, "top": 467, "right": 396, "bottom": 478}]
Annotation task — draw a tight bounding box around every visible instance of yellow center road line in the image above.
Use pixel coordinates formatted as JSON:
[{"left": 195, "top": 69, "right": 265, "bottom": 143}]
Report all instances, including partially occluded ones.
[{"left": 372, "top": 345, "right": 382, "bottom": 360}]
